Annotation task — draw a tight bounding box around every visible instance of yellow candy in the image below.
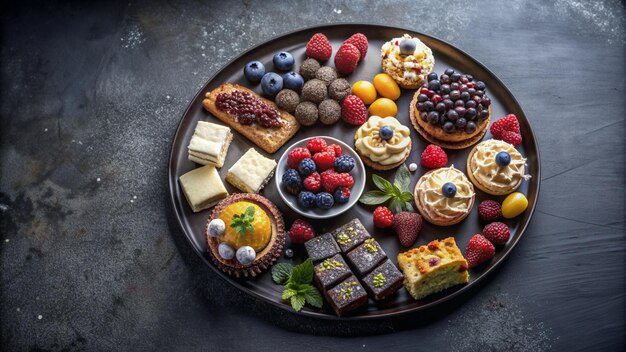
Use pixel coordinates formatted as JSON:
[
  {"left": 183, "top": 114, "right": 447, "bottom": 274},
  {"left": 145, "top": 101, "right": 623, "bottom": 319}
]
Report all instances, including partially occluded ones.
[
  {"left": 351, "top": 81, "right": 377, "bottom": 105},
  {"left": 501, "top": 192, "right": 528, "bottom": 218},
  {"left": 373, "top": 73, "right": 401, "bottom": 100},
  {"left": 369, "top": 98, "right": 398, "bottom": 117}
]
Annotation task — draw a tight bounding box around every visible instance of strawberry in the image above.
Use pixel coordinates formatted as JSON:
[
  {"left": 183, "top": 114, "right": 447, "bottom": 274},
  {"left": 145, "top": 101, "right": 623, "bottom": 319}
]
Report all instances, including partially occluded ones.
[
  {"left": 420, "top": 144, "right": 448, "bottom": 169},
  {"left": 312, "top": 151, "right": 336, "bottom": 170},
  {"left": 334, "top": 43, "right": 360, "bottom": 74},
  {"left": 490, "top": 114, "right": 522, "bottom": 146},
  {"left": 306, "top": 137, "right": 327, "bottom": 154},
  {"left": 344, "top": 33, "right": 368, "bottom": 61},
  {"left": 392, "top": 212, "right": 423, "bottom": 247},
  {"left": 373, "top": 206, "right": 394, "bottom": 228},
  {"left": 478, "top": 200, "right": 502, "bottom": 221},
  {"left": 306, "top": 33, "right": 333, "bottom": 61},
  {"left": 303, "top": 172, "right": 321, "bottom": 192},
  {"left": 464, "top": 234, "right": 495, "bottom": 268},
  {"left": 482, "top": 222, "right": 510, "bottom": 245},
  {"left": 289, "top": 219, "right": 316, "bottom": 244},
  {"left": 287, "top": 147, "right": 311, "bottom": 169},
  {"left": 341, "top": 95, "right": 367, "bottom": 125}
]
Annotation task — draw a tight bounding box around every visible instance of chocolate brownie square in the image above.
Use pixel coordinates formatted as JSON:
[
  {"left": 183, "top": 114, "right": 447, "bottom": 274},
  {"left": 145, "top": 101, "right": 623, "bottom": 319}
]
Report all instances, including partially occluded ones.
[
  {"left": 346, "top": 238, "right": 387, "bottom": 276},
  {"left": 313, "top": 254, "right": 352, "bottom": 290},
  {"left": 325, "top": 275, "right": 368, "bottom": 316},
  {"left": 362, "top": 259, "right": 405, "bottom": 300},
  {"left": 304, "top": 233, "right": 340, "bottom": 262},
  {"left": 332, "top": 218, "right": 371, "bottom": 253}
]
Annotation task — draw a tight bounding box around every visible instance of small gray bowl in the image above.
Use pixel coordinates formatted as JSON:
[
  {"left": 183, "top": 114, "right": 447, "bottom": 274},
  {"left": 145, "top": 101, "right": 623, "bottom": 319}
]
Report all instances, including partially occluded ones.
[{"left": 275, "top": 136, "right": 365, "bottom": 219}]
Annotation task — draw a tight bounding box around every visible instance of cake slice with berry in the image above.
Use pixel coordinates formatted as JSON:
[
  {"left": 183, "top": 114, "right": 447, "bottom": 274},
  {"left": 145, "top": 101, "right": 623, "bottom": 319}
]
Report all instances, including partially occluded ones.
[
  {"left": 397, "top": 237, "right": 469, "bottom": 300},
  {"left": 203, "top": 83, "right": 300, "bottom": 154}
]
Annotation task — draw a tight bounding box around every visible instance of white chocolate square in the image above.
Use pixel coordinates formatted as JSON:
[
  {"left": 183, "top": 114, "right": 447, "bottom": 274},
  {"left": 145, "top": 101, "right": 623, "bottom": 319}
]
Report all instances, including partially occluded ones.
[
  {"left": 187, "top": 121, "right": 232, "bottom": 168},
  {"left": 179, "top": 164, "right": 228, "bottom": 212},
  {"left": 226, "top": 148, "right": 276, "bottom": 193}
]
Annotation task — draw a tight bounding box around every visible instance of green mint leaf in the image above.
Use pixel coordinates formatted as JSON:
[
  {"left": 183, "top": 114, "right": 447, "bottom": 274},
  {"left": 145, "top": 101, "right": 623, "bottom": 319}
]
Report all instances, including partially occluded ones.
[
  {"left": 401, "top": 191, "right": 414, "bottom": 202},
  {"left": 372, "top": 174, "right": 394, "bottom": 194},
  {"left": 271, "top": 263, "right": 293, "bottom": 285},
  {"left": 359, "top": 190, "right": 392, "bottom": 205},
  {"left": 288, "top": 258, "right": 314, "bottom": 285},
  {"left": 394, "top": 164, "right": 411, "bottom": 193},
  {"left": 230, "top": 206, "right": 255, "bottom": 236},
  {"left": 291, "top": 294, "right": 306, "bottom": 312},
  {"left": 405, "top": 202, "right": 415, "bottom": 212},
  {"left": 389, "top": 198, "right": 403, "bottom": 214},
  {"left": 281, "top": 288, "right": 297, "bottom": 300},
  {"left": 391, "top": 184, "right": 403, "bottom": 198},
  {"left": 304, "top": 286, "right": 323, "bottom": 308}
]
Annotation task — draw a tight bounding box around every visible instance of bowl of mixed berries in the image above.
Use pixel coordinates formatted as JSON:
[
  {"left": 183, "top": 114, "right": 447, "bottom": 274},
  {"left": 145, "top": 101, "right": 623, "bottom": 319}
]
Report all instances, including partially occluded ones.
[{"left": 276, "top": 136, "right": 365, "bottom": 219}]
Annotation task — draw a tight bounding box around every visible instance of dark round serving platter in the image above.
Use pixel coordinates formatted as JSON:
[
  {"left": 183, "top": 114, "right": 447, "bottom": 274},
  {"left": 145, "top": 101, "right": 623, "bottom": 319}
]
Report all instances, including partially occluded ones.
[{"left": 168, "top": 24, "right": 540, "bottom": 320}]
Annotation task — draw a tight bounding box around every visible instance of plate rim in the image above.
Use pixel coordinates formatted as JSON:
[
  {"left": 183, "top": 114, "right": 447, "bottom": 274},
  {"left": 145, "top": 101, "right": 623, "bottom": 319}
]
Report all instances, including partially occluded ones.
[{"left": 167, "top": 23, "right": 541, "bottom": 320}]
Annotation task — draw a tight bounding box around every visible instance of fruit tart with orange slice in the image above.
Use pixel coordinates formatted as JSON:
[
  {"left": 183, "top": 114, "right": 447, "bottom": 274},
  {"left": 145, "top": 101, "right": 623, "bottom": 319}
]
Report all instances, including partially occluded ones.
[{"left": 206, "top": 193, "right": 285, "bottom": 278}]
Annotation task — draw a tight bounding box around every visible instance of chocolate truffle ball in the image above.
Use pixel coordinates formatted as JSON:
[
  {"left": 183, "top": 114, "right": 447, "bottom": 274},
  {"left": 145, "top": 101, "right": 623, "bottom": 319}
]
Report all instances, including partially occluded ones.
[
  {"left": 299, "top": 58, "right": 321, "bottom": 81},
  {"left": 294, "top": 101, "right": 319, "bottom": 126},
  {"left": 275, "top": 89, "right": 300, "bottom": 113},
  {"left": 301, "top": 79, "right": 327, "bottom": 104},
  {"left": 315, "top": 66, "right": 338, "bottom": 86},
  {"left": 328, "top": 78, "right": 351, "bottom": 102},
  {"left": 318, "top": 99, "right": 341, "bottom": 125}
]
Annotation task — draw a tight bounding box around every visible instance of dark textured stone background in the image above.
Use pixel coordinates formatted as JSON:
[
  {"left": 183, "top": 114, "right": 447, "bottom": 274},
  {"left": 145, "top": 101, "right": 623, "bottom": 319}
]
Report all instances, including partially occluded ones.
[{"left": 1, "top": 0, "right": 624, "bottom": 351}]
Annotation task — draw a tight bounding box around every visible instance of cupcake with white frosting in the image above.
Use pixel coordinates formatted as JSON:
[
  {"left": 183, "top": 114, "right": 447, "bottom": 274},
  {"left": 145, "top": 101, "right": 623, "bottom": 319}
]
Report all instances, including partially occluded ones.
[
  {"left": 354, "top": 115, "right": 412, "bottom": 170},
  {"left": 466, "top": 139, "right": 530, "bottom": 195},
  {"left": 380, "top": 34, "right": 434, "bottom": 89}
]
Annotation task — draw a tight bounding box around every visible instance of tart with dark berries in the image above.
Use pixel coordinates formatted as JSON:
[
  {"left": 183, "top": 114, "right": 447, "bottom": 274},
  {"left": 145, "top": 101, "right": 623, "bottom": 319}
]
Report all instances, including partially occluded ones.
[
  {"left": 203, "top": 83, "right": 300, "bottom": 153},
  {"left": 206, "top": 193, "right": 285, "bottom": 278},
  {"left": 410, "top": 69, "right": 492, "bottom": 149}
]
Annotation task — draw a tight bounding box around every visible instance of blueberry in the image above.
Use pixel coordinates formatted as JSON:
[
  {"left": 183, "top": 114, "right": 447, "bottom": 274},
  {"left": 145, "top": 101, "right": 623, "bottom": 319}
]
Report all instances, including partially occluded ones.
[
  {"left": 447, "top": 109, "right": 459, "bottom": 122},
  {"left": 379, "top": 125, "right": 394, "bottom": 140},
  {"left": 218, "top": 243, "right": 235, "bottom": 260},
  {"left": 441, "top": 182, "right": 457, "bottom": 197},
  {"left": 467, "top": 88, "right": 476, "bottom": 96},
  {"left": 399, "top": 38, "right": 417, "bottom": 55},
  {"left": 428, "top": 111, "right": 440, "bottom": 124},
  {"left": 466, "top": 74, "right": 474, "bottom": 81},
  {"left": 316, "top": 192, "right": 335, "bottom": 209},
  {"left": 298, "top": 158, "right": 316, "bottom": 176},
  {"left": 480, "top": 109, "right": 490, "bottom": 119},
  {"left": 417, "top": 94, "right": 429, "bottom": 102},
  {"left": 481, "top": 97, "right": 491, "bottom": 107},
  {"left": 244, "top": 60, "right": 266, "bottom": 83},
  {"left": 282, "top": 169, "right": 302, "bottom": 195},
  {"left": 273, "top": 51, "right": 295, "bottom": 71},
  {"left": 424, "top": 101, "right": 434, "bottom": 111},
  {"left": 416, "top": 102, "right": 425, "bottom": 111},
  {"left": 465, "top": 121, "right": 477, "bottom": 133},
  {"left": 333, "top": 187, "right": 350, "bottom": 204},
  {"left": 334, "top": 155, "right": 355, "bottom": 173},
  {"left": 475, "top": 81, "right": 486, "bottom": 90},
  {"left": 461, "top": 91, "right": 471, "bottom": 101},
  {"left": 496, "top": 151, "right": 511, "bottom": 167},
  {"left": 454, "top": 106, "right": 466, "bottom": 117},
  {"left": 440, "top": 74, "right": 450, "bottom": 84},
  {"left": 450, "top": 82, "right": 460, "bottom": 91},
  {"left": 456, "top": 117, "right": 467, "bottom": 128},
  {"left": 443, "top": 99, "right": 454, "bottom": 110},
  {"left": 450, "top": 72, "right": 461, "bottom": 82},
  {"left": 427, "top": 72, "right": 438, "bottom": 82},
  {"left": 465, "top": 100, "right": 477, "bottom": 109},
  {"left": 454, "top": 100, "right": 466, "bottom": 108},
  {"left": 435, "top": 102, "right": 446, "bottom": 113},
  {"left": 450, "top": 90, "right": 461, "bottom": 101},
  {"left": 284, "top": 248, "right": 294, "bottom": 259},
  {"left": 443, "top": 122, "right": 456, "bottom": 134},
  {"left": 261, "top": 72, "right": 283, "bottom": 96},
  {"left": 282, "top": 71, "right": 304, "bottom": 91},
  {"left": 428, "top": 79, "right": 441, "bottom": 91},
  {"left": 466, "top": 107, "right": 477, "bottom": 119},
  {"left": 440, "top": 84, "right": 451, "bottom": 94},
  {"left": 298, "top": 191, "right": 317, "bottom": 208}
]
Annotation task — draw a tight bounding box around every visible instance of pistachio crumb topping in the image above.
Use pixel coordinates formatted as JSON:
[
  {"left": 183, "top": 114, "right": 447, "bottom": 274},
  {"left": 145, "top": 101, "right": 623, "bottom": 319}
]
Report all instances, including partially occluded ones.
[
  {"left": 337, "top": 233, "right": 350, "bottom": 245},
  {"left": 318, "top": 259, "right": 344, "bottom": 272},
  {"left": 373, "top": 273, "right": 387, "bottom": 288},
  {"left": 340, "top": 281, "right": 358, "bottom": 298},
  {"left": 364, "top": 238, "right": 378, "bottom": 253}
]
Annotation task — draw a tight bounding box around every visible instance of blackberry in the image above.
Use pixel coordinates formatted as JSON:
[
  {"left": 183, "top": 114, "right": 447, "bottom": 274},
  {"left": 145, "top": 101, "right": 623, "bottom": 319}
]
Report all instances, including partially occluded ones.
[
  {"left": 298, "top": 158, "right": 316, "bottom": 176},
  {"left": 282, "top": 169, "right": 302, "bottom": 195},
  {"left": 316, "top": 192, "right": 335, "bottom": 209},
  {"left": 334, "top": 155, "right": 355, "bottom": 173},
  {"left": 298, "top": 191, "right": 317, "bottom": 208}
]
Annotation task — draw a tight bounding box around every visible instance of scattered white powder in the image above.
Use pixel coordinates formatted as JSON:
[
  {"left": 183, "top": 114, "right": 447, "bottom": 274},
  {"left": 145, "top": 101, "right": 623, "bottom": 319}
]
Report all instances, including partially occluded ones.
[
  {"left": 37, "top": 315, "right": 42, "bottom": 320},
  {"left": 96, "top": 178, "right": 101, "bottom": 182},
  {"left": 333, "top": 8, "right": 342, "bottom": 14},
  {"left": 121, "top": 24, "right": 146, "bottom": 49}
]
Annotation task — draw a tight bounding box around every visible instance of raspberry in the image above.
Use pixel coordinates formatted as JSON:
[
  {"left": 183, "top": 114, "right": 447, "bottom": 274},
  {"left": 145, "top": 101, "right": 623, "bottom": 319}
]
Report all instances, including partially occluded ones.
[
  {"left": 306, "top": 33, "right": 333, "bottom": 61},
  {"left": 482, "top": 222, "right": 510, "bottom": 245},
  {"left": 501, "top": 130, "right": 522, "bottom": 146},
  {"left": 420, "top": 144, "right": 448, "bottom": 169},
  {"left": 312, "top": 151, "right": 336, "bottom": 170},
  {"left": 334, "top": 43, "right": 360, "bottom": 74},
  {"left": 333, "top": 187, "right": 351, "bottom": 204},
  {"left": 303, "top": 172, "right": 321, "bottom": 192},
  {"left": 490, "top": 114, "right": 522, "bottom": 146},
  {"left": 321, "top": 172, "right": 353, "bottom": 192},
  {"left": 328, "top": 144, "right": 342, "bottom": 156},
  {"left": 320, "top": 169, "right": 338, "bottom": 192},
  {"left": 478, "top": 200, "right": 502, "bottom": 221},
  {"left": 464, "top": 234, "right": 495, "bottom": 268},
  {"left": 306, "top": 137, "right": 327, "bottom": 154},
  {"left": 344, "top": 33, "right": 368, "bottom": 62},
  {"left": 289, "top": 219, "right": 316, "bottom": 244},
  {"left": 341, "top": 95, "right": 367, "bottom": 125},
  {"left": 335, "top": 173, "right": 354, "bottom": 188},
  {"left": 373, "top": 206, "right": 394, "bottom": 228},
  {"left": 324, "top": 146, "right": 337, "bottom": 157},
  {"left": 287, "top": 147, "right": 311, "bottom": 169}
]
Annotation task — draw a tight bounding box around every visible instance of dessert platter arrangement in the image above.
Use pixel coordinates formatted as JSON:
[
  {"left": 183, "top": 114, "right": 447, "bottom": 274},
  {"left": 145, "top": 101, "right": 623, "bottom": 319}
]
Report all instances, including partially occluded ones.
[{"left": 169, "top": 25, "right": 539, "bottom": 319}]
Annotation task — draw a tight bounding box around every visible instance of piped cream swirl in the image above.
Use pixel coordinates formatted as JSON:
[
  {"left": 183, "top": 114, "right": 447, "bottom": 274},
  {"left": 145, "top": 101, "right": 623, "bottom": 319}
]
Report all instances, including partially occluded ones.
[
  {"left": 354, "top": 116, "right": 411, "bottom": 165},
  {"left": 469, "top": 139, "right": 529, "bottom": 194},
  {"left": 415, "top": 165, "right": 475, "bottom": 223}
]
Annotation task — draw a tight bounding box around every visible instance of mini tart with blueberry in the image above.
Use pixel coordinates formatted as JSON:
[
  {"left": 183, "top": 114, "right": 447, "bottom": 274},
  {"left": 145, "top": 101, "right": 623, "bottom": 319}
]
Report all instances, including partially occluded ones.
[
  {"left": 409, "top": 69, "right": 492, "bottom": 149},
  {"left": 466, "top": 139, "right": 530, "bottom": 195},
  {"left": 354, "top": 115, "right": 412, "bottom": 171},
  {"left": 414, "top": 165, "right": 475, "bottom": 226},
  {"left": 380, "top": 34, "right": 435, "bottom": 89},
  {"left": 206, "top": 193, "right": 285, "bottom": 278}
]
